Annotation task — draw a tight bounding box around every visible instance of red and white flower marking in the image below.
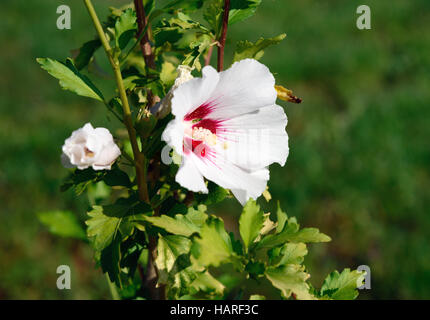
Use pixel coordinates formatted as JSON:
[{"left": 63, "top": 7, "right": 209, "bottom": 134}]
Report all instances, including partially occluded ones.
[{"left": 162, "top": 59, "right": 289, "bottom": 205}]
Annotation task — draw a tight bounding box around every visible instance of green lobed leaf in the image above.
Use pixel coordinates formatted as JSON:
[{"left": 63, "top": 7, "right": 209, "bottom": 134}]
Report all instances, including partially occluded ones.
[
  {"left": 191, "top": 216, "right": 233, "bottom": 268},
  {"left": 102, "top": 167, "right": 132, "bottom": 188},
  {"left": 276, "top": 201, "right": 288, "bottom": 233},
  {"left": 257, "top": 218, "right": 331, "bottom": 249},
  {"left": 182, "top": 38, "right": 211, "bottom": 71},
  {"left": 265, "top": 264, "right": 314, "bottom": 300},
  {"left": 86, "top": 206, "right": 121, "bottom": 252},
  {"left": 320, "top": 269, "right": 365, "bottom": 300},
  {"left": 100, "top": 233, "right": 122, "bottom": 287},
  {"left": 36, "top": 57, "right": 104, "bottom": 101},
  {"left": 203, "top": 0, "right": 222, "bottom": 34},
  {"left": 269, "top": 242, "right": 308, "bottom": 267},
  {"left": 229, "top": 0, "right": 262, "bottom": 25},
  {"left": 163, "top": 0, "right": 204, "bottom": 12},
  {"left": 156, "top": 234, "right": 192, "bottom": 281},
  {"left": 167, "top": 266, "right": 197, "bottom": 299},
  {"left": 37, "top": 210, "right": 86, "bottom": 240},
  {"left": 86, "top": 202, "right": 150, "bottom": 252},
  {"left": 115, "top": 8, "right": 137, "bottom": 50},
  {"left": 73, "top": 39, "right": 101, "bottom": 70},
  {"left": 233, "top": 33, "right": 286, "bottom": 62},
  {"left": 190, "top": 271, "right": 225, "bottom": 297},
  {"left": 143, "top": 205, "right": 208, "bottom": 237},
  {"left": 239, "top": 199, "right": 264, "bottom": 252}
]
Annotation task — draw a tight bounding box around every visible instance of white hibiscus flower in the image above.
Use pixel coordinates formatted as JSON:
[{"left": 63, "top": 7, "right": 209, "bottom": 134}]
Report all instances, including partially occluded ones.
[
  {"left": 162, "top": 59, "right": 289, "bottom": 205},
  {"left": 62, "top": 123, "right": 121, "bottom": 170}
]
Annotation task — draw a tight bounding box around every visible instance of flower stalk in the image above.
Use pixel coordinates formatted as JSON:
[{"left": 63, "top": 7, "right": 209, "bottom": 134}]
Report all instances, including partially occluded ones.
[{"left": 83, "top": 0, "right": 149, "bottom": 203}]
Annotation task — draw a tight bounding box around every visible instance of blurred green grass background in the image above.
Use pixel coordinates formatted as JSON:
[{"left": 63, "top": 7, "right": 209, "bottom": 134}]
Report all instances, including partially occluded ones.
[{"left": 1, "top": 0, "right": 429, "bottom": 299}]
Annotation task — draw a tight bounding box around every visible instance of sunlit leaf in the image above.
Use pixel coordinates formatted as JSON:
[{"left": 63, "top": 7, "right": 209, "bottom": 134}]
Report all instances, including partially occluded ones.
[
  {"left": 37, "top": 211, "right": 86, "bottom": 240},
  {"left": 191, "top": 216, "right": 233, "bottom": 268},
  {"left": 265, "top": 264, "right": 314, "bottom": 300},
  {"left": 233, "top": 33, "right": 286, "bottom": 62},
  {"left": 320, "top": 269, "right": 365, "bottom": 300},
  {"left": 37, "top": 58, "right": 104, "bottom": 101},
  {"left": 115, "top": 8, "right": 137, "bottom": 50},
  {"left": 239, "top": 199, "right": 264, "bottom": 251}
]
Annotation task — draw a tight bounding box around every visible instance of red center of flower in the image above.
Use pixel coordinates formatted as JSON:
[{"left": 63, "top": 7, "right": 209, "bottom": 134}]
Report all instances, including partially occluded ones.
[{"left": 183, "top": 102, "right": 224, "bottom": 158}]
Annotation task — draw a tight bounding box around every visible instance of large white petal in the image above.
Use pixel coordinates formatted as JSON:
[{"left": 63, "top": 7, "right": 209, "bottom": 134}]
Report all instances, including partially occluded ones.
[
  {"left": 161, "top": 119, "right": 185, "bottom": 155},
  {"left": 215, "top": 105, "right": 289, "bottom": 170},
  {"left": 170, "top": 66, "right": 219, "bottom": 118},
  {"left": 190, "top": 151, "right": 269, "bottom": 205},
  {"left": 93, "top": 142, "right": 121, "bottom": 170},
  {"left": 230, "top": 168, "right": 270, "bottom": 205},
  {"left": 208, "top": 59, "right": 277, "bottom": 120},
  {"left": 176, "top": 155, "right": 208, "bottom": 193}
]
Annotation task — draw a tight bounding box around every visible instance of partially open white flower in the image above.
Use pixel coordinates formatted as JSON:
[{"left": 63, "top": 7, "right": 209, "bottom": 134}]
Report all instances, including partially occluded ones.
[
  {"left": 61, "top": 123, "right": 121, "bottom": 170},
  {"left": 162, "top": 59, "right": 289, "bottom": 205}
]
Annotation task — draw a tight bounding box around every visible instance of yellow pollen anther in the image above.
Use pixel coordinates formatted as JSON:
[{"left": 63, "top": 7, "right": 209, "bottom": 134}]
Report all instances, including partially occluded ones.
[
  {"left": 192, "top": 127, "right": 217, "bottom": 146},
  {"left": 84, "top": 147, "right": 95, "bottom": 158}
]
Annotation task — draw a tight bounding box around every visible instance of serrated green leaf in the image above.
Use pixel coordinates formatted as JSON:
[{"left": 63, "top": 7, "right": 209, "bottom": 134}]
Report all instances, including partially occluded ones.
[
  {"left": 60, "top": 168, "right": 103, "bottom": 195},
  {"left": 86, "top": 202, "right": 150, "bottom": 251},
  {"left": 258, "top": 223, "right": 331, "bottom": 249},
  {"left": 74, "top": 39, "right": 101, "bottom": 70},
  {"left": 86, "top": 206, "right": 121, "bottom": 251},
  {"left": 143, "top": 207, "right": 207, "bottom": 237},
  {"left": 163, "top": 0, "right": 204, "bottom": 12},
  {"left": 115, "top": 8, "right": 137, "bottom": 49},
  {"left": 160, "top": 61, "right": 177, "bottom": 88},
  {"left": 203, "top": 0, "right": 222, "bottom": 34},
  {"left": 103, "top": 167, "right": 132, "bottom": 187},
  {"left": 276, "top": 201, "right": 288, "bottom": 233},
  {"left": 320, "top": 269, "right": 365, "bottom": 300},
  {"left": 239, "top": 199, "right": 264, "bottom": 252},
  {"left": 100, "top": 234, "right": 122, "bottom": 287},
  {"left": 168, "top": 266, "right": 198, "bottom": 299},
  {"left": 190, "top": 271, "right": 225, "bottom": 296},
  {"left": 156, "top": 235, "right": 192, "bottom": 275},
  {"left": 265, "top": 265, "right": 314, "bottom": 300},
  {"left": 191, "top": 216, "right": 233, "bottom": 268},
  {"left": 229, "top": 0, "right": 262, "bottom": 25},
  {"left": 37, "top": 210, "right": 86, "bottom": 240},
  {"left": 182, "top": 38, "right": 211, "bottom": 71},
  {"left": 37, "top": 58, "right": 104, "bottom": 101},
  {"left": 277, "top": 243, "right": 308, "bottom": 266},
  {"left": 233, "top": 33, "right": 286, "bottom": 62}
]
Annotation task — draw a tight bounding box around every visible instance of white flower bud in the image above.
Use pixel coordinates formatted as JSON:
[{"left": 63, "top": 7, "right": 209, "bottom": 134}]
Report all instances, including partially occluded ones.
[
  {"left": 61, "top": 123, "right": 121, "bottom": 171},
  {"left": 150, "top": 65, "right": 194, "bottom": 119}
]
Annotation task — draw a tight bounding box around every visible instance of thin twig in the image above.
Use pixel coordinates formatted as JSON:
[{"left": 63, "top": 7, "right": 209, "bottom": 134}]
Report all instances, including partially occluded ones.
[
  {"left": 134, "top": 0, "right": 156, "bottom": 70},
  {"left": 133, "top": 0, "right": 164, "bottom": 300},
  {"left": 205, "top": 44, "right": 214, "bottom": 66},
  {"left": 217, "top": 0, "right": 231, "bottom": 72},
  {"left": 134, "top": 0, "right": 159, "bottom": 108},
  {"left": 83, "top": 0, "right": 149, "bottom": 204}
]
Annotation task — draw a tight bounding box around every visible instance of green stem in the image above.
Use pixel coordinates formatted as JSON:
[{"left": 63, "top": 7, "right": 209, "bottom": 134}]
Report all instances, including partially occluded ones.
[{"left": 83, "top": 0, "right": 149, "bottom": 203}]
